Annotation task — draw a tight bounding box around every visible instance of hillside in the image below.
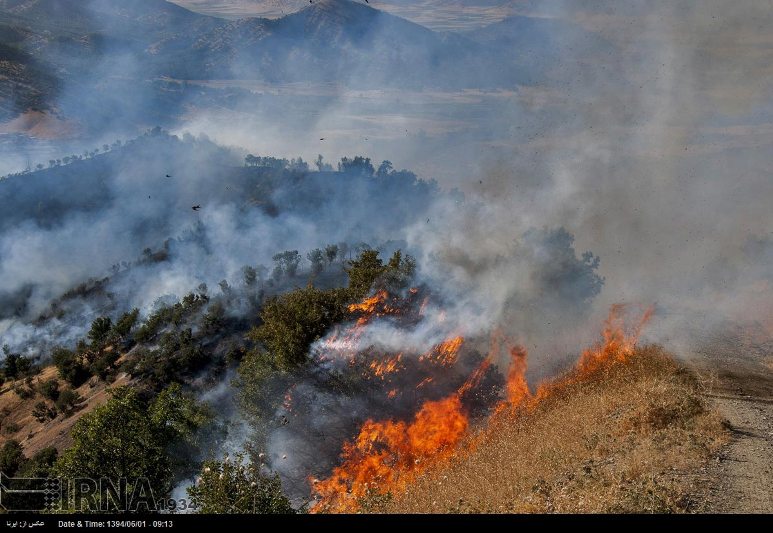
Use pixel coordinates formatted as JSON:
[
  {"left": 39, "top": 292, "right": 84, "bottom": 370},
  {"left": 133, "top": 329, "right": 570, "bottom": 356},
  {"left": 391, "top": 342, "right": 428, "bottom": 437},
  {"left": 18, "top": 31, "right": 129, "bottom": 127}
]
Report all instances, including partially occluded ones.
[
  {"left": 0, "top": 0, "right": 534, "bottom": 129},
  {"left": 370, "top": 347, "right": 728, "bottom": 513},
  {"left": 0, "top": 361, "right": 132, "bottom": 457}
]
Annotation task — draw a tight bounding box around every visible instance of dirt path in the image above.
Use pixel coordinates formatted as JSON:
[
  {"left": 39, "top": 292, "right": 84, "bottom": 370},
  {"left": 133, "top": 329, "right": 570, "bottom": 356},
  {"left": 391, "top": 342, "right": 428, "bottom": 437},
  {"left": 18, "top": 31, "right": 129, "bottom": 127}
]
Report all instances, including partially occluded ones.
[
  {"left": 704, "top": 393, "right": 773, "bottom": 512},
  {"left": 688, "top": 323, "right": 773, "bottom": 513}
]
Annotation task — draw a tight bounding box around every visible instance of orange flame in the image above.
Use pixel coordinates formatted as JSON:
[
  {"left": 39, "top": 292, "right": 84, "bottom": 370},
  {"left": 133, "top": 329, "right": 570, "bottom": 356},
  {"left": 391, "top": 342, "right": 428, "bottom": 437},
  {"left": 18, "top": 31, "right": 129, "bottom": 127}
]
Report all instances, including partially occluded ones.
[
  {"left": 415, "top": 376, "right": 434, "bottom": 389},
  {"left": 504, "top": 345, "right": 530, "bottom": 407},
  {"left": 312, "top": 304, "right": 655, "bottom": 513},
  {"left": 458, "top": 359, "right": 492, "bottom": 396},
  {"left": 577, "top": 304, "right": 654, "bottom": 374},
  {"left": 419, "top": 336, "right": 464, "bottom": 366},
  {"left": 368, "top": 354, "right": 403, "bottom": 379},
  {"left": 347, "top": 290, "right": 403, "bottom": 327},
  {"left": 311, "top": 395, "right": 468, "bottom": 513}
]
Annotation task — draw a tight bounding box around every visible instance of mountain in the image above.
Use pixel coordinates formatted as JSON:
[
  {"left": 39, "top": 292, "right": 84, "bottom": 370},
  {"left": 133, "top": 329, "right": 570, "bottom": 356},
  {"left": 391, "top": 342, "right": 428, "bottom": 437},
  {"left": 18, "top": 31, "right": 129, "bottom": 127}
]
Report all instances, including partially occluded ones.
[
  {"left": 156, "top": 0, "right": 517, "bottom": 87},
  {"left": 0, "top": 0, "right": 526, "bottom": 129}
]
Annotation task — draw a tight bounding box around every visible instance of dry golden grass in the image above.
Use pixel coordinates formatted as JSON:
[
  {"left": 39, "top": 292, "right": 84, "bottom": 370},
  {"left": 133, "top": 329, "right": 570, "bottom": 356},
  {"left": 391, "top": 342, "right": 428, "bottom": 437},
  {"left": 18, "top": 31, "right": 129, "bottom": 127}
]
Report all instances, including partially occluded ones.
[
  {"left": 0, "top": 360, "right": 132, "bottom": 458},
  {"left": 373, "top": 345, "right": 727, "bottom": 514}
]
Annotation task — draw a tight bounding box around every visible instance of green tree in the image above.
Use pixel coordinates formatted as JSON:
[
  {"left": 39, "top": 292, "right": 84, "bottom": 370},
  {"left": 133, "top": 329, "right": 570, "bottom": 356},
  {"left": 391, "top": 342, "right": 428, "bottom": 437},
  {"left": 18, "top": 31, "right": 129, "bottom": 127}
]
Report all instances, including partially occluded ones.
[
  {"left": 272, "top": 250, "right": 301, "bottom": 279},
  {"left": 112, "top": 309, "right": 140, "bottom": 339},
  {"left": 188, "top": 455, "right": 294, "bottom": 514},
  {"left": 345, "top": 250, "right": 416, "bottom": 299},
  {"left": 55, "top": 388, "right": 82, "bottom": 416},
  {"left": 52, "top": 347, "right": 90, "bottom": 387},
  {"left": 54, "top": 385, "right": 208, "bottom": 510},
  {"left": 325, "top": 244, "right": 339, "bottom": 266},
  {"left": 338, "top": 156, "right": 374, "bottom": 176},
  {"left": 32, "top": 401, "right": 57, "bottom": 422},
  {"left": 243, "top": 265, "right": 258, "bottom": 287},
  {"left": 376, "top": 160, "right": 393, "bottom": 177},
  {"left": 88, "top": 316, "right": 113, "bottom": 346},
  {"left": 0, "top": 440, "right": 25, "bottom": 476},
  {"left": 247, "top": 286, "right": 350, "bottom": 369},
  {"left": 2, "top": 346, "right": 33, "bottom": 380},
  {"left": 39, "top": 378, "right": 60, "bottom": 401},
  {"left": 306, "top": 248, "right": 325, "bottom": 275}
]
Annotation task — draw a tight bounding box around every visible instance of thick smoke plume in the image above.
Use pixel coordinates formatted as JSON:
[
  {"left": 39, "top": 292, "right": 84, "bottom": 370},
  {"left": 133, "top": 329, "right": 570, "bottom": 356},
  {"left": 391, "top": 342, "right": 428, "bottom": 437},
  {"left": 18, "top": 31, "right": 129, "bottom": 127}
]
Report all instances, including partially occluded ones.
[{"left": 0, "top": 0, "right": 771, "bottom": 507}]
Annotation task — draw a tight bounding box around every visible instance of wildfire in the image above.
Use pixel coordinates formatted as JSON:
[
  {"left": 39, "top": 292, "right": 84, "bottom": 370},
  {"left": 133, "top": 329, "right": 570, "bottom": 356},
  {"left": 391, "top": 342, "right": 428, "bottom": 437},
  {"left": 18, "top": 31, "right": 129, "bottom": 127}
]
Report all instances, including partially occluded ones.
[
  {"left": 368, "top": 354, "right": 403, "bottom": 379},
  {"left": 311, "top": 304, "right": 655, "bottom": 513},
  {"left": 577, "top": 304, "right": 654, "bottom": 374},
  {"left": 504, "top": 345, "right": 530, "bottom": 407},
  {"left": 419, "top": 336, "right": 464, "bottom": 366},
  {"left": 458, "top": 359, "right": 492, "bottom": 396},
  {"left": 348, "top": 290, "right": 402, "bottom": 326},
  {"left": 311, "top": 395, "right": 468, "bottom": 513},
  {"left": 415, "top": 376, "right": 434, "bottom": 389}
]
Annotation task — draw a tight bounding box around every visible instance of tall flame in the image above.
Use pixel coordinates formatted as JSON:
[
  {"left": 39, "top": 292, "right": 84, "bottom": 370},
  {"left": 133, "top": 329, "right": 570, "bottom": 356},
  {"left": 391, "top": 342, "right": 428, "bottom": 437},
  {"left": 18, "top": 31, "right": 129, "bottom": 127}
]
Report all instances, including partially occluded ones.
[
  {"left": 311, "top": 395, "right": 468, "bottom": 513},
  {"left": 577, "top": 304, "right": 654, "bottom": 374}
]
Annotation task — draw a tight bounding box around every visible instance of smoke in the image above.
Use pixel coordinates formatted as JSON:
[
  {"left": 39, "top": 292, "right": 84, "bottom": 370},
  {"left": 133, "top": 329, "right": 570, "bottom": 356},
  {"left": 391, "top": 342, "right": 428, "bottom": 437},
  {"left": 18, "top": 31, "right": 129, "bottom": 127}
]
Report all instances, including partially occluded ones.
[{"left": 1, "top": 0, "right": 771, "bottom": 506}]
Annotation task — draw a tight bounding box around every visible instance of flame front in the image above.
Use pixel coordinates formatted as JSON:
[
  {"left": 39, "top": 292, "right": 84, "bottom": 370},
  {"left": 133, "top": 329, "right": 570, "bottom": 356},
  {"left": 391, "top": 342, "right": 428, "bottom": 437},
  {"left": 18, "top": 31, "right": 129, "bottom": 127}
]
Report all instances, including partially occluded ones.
[
  {"left": 310, "top": 304, "right": 654, "bottom": 513},
  {"left": 420, "top": 336, "right": 464, "bottom": 366},
  {"left": 311, "top": 395, "right": 468, "bottom": 513},
  {"left": 577, "top": 304, "right": 654, "bottom": 374}
]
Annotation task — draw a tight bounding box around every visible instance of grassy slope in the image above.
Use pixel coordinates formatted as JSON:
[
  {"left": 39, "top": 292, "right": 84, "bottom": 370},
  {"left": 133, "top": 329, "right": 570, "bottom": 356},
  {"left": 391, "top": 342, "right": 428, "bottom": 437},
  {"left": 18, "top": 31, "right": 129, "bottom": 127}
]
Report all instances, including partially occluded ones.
[
  {"left": 376, "top": 346, "right": 727, "bottom": 514},
  {"left": 0, "top": 356, "right": 132, "bottom": 458}
]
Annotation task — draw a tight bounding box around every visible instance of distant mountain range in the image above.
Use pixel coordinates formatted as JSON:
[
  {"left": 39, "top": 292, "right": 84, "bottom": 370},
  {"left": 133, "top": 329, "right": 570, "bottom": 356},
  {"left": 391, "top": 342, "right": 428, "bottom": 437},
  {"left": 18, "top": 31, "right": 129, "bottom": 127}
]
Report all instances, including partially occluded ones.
[{"left": 0, "top": 0, "right": 604, "bottom": 124}]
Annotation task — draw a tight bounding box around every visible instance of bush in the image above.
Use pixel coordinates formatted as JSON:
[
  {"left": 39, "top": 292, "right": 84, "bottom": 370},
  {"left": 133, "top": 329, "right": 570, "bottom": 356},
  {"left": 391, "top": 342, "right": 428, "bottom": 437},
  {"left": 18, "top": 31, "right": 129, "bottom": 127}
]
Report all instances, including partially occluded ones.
[
  {"left": 32, "top": 401, "right": 57, "bottom": 423},
  {"left": 39, "top": 379, "right": 60, "bottom": 401},
  {"left": 52, "top": 347, "right": 90, "bottom": 387},
  {"left": 2, "top": 421, "right": 21, "bottom": 435},
  {"left": 55, "top": 388, "right": 82, "bottom": 416},
  {"left": 2, "top": 347, "right": 35, "bottom": 380},
  {"left": 0, "top": 440, "right": 25, "bottom": 476},
  {"left": 188, "top": 455, "right": 294, "bottom": 514}
]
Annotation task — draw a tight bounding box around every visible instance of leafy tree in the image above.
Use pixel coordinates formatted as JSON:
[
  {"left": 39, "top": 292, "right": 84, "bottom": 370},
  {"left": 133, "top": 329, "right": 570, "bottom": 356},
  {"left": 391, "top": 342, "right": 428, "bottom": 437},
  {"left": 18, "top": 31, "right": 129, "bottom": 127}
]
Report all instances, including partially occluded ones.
[
  {"left": 88, "top": 316, "right": 113, "bottom": 346},
  {"left": 272, "top": 250, "right": 301, "bottom": 279},
  {"left": 54, "top": 385, "right": 209, "bottom": 510},
  {"left": 325, "top": 244, "right": 339, "bottom": 266},
  {"left": 376, "top": 160, "right": 393, "bottom": 177},
  {"left": 243, "top": 265, "right": 258, "bottom": 287},
  {"left": 306, "top": 248, "right": 325, "bottom": 275},
  {"left": 52, "top": 347, "right": 90, "bottom": 387},
  {"left": 55, "top": 388, "right": 82, "bottom": 416},
  {"left": 112, "top": 309, "right": 140, "bottom": 339},
  {"left": 188, "top": 455, "right": 294, "bottom": 514},
  {"left": 90, "top": 348, "right": 120, "bottom": 380},
  {"left": 0, "top": 440, "right": 25, "bottom": 476},
  {"left": 201, "top": 302, "right": 225, "bottom": 335},
  {"left": 218, "top": 279, "right": 232, "bottom": 296},
  {"left": 288, "top": 157, "right": 309, "bottom": 172},
  {"left": 39, "top": 378, "right": 60, "bottom": 401},
  {"left": 247, "top": 286, "right": 351, "bottom": 369},
  {"left": 345, "top": 250, "right": 416, "bottom": 299},
  {"left": 338, "top": 156, "right": 374, "bottom": 176},
  {"left": 2, "top": 349, "right": 33, "bottom": 380}
]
